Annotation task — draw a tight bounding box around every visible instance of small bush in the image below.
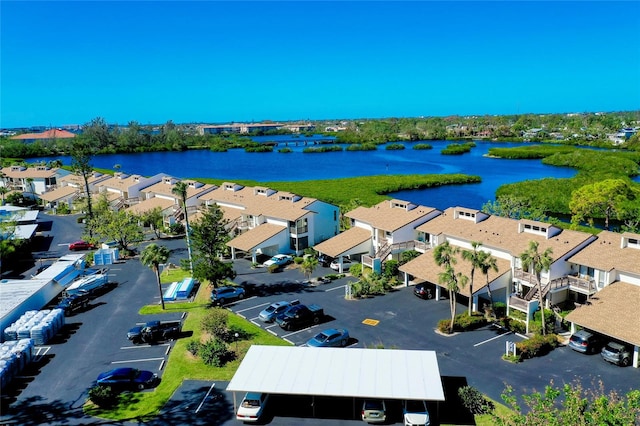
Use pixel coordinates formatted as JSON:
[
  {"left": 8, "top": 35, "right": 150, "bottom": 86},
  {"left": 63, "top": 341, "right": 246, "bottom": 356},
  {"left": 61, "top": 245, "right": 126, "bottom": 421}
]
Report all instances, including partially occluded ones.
[
  {"left": 516, "top": 333, "right": 559, "bottom": 359},
  {"left": 293, "top": 256, "right": 304, "bottom": 264},
  {"left": 199, "top": 338, "right": 231, "bottom": 367},
  {"left": 186, "top": 340, "right": 201, "bottom": 356},
  {"left": 498, "top": 316, "right": 527, "bottom": 334},
  {"left": 493, "top": 302, "right": 507, "bottom": 318},
  {"left": 278, "top": 147, "right": 293, "bottom": 153},
  {"left": 438, "top": 313, "right": 487, "bottom": 333},
  {"left": 383, "top": 260, "right": 399, "bottom": 278},
  {"left": 201, "top": 307, "right": 229, "bottom": 339},
  {"left": 348, "top": 263, "right": 363, "bottom": 277},
  {"left": 458, "top": 385, "right": 495, "bottom": 415},
  {"left": 168, "top": 222, "right": 185, "bottom": 235},
  {"left": 89, "top": 385, "right": 119, "bottom": 407},
  {"left": 437, "top": 319, "right": 453, "bottom": 333},
  {"left": 267, "top": 264, "right": 280, "bottom": 273}
]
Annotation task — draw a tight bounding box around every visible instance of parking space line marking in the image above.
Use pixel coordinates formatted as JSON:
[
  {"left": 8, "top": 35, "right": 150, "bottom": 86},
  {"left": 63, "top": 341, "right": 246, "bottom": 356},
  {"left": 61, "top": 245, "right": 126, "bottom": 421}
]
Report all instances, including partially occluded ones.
[
  {"left": 33, "top": 346, "right": 51, "bottom": 362},
  {"left": 195, "top": 383, "right": 215, "bottom": 414},
  {"left": 324, "top": 285, "right": 346, "bottom": 292},
  {"left": 267, "top": 328, "right": 278, "bottom": 336},
  {"left": 236, "top": 302, "right": 271, "bottom": 313},
  {"left": 473, "top": 332, "right": 512, "bottom": 347},
  {"left": 265, "top": 324, "right": 278, "bottom": 330},
  {"left": 111, "top": 357, "right": 165, "bottom": 364},
  {"left": 362, "top": 319, "right": 380, "bottom": 326},
  {"left": 120, "top": 344, "right": 170, "bottom": 349},
  {"left": 282, "top": 325, "right": 318, "bottom": 338}
]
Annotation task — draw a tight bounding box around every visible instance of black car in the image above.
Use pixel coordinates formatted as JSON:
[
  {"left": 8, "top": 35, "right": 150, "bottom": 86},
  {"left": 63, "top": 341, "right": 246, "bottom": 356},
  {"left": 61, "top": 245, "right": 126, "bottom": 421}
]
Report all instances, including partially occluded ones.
[
  {"left": 413, "top": 283, "right": 433, "bottom": 299},
  {"left": 96, "top": 367, "right": 157, "bottom": 391},
  {"left": 317, "top": 254, "right": 334, "bottom": 267}
]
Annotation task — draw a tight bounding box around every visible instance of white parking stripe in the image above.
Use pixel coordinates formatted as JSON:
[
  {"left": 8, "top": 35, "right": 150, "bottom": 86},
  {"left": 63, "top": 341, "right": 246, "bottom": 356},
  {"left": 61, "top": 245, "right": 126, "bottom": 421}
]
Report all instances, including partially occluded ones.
[
  {"left": 236, "top": 301, "right": 271, "bottom": 313},
  {"left": 282, "top": 324, "right": 319, "bottom": 338},
  {"left": 120, "top": 343, "right": 170, "bottom": 349},
  {"left": 112, "top": 357, "right": 165, "bottom": 364},
  {"left": 473, "top": 331, "right": 512, "bottom": 347},
  {"left": 195, "top": 383, "right": 216, "bottom": 414},
  {"left": 325, "top": 285, "right": 346, "bottom": 292}
]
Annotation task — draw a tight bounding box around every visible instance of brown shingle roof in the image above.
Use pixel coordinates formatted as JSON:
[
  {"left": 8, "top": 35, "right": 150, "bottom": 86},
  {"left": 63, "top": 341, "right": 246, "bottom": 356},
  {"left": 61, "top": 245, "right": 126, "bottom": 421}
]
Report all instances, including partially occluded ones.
[
  {"left": 226, "top": 223, "right": 286, "bottom": 252},
  {"left": 565, "top": 282, "right": 640, "bottom": 346},
  {"left": 199, "top": 184, "right": 321, "bottom": 222},
  {"left": 1, "top": 166, "right": 61, "bottom": 179},
  {"left": 399, "top": 250, "right": 511, "bottom": 297},
  {"left": 346, "top": 200, "right": 438, "bottom": 232},
  {"left": 97, "top": 174, "right": 145, "bottom": 192},
  {"left": 567, "top": 230, "right": 640, "bottom": 275},
  {"left": 417, "top": 207, "right": 594, "bottom": 261},
  {"left": 39, "top": 186, "right": 80, "bottom": 202},
  {"left": 313, "top": 227, "right": 371, "bottom": 258},
  {"left": 126, "top": 197, "right": 175, "bottom": 215}
]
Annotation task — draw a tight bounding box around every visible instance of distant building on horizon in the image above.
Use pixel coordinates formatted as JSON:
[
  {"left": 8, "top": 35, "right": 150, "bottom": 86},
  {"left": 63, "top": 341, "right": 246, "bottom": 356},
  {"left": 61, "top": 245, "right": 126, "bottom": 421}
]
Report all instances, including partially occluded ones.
[
  {"left": 9, "top": 129, "right": 77, "bottom": 143},
  {"left": 197, "top": 122, "right": 315, "bottom": 136}
]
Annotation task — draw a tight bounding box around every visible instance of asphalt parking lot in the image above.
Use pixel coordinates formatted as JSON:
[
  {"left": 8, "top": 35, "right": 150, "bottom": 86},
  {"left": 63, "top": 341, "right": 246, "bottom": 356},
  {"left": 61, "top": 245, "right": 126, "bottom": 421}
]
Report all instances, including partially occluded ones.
[{"left": 1, "top": 214, "right": 638, "bottom": 425}]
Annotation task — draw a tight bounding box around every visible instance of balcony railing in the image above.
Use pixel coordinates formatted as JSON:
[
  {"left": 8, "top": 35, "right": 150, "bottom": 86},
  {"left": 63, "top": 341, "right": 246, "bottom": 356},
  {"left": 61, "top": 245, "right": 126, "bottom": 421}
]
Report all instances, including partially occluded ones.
[
  {"left": 514, "top": 268, "right": 541, "bottom": 286},
  {"left": 549, "top": 275, "right": 596, "bottom": 295},
  {"left": 509, "top": 295, "right": 529, "bottom": 311}
]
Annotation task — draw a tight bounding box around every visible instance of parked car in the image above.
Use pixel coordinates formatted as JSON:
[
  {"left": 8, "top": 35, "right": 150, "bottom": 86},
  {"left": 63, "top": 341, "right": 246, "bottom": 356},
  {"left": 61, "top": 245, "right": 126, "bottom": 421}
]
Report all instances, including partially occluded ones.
[
  {"left": 275, "top": 304, "right": 324, "bottom": 331},
  {"left": 306, "top": 328, "right": 350, "bottom": 347},
  {"left": 330, "top": 257, "right": 353, "bottom": 271},
  {"left": 568, "top": 330, "right": 605, "bottom": 354},
  {"left": 262, "top": 254, "right": 293, "bottom": 267},
  {"left": 601, "top": 341, "right": 633, "bottom": 366},
  {"left": 318, "top": 254, "right": 334, "bottom": 267},
  {"left": 258, "top": 300, "right": 300, "bottom": 322},
  {"left": 403, "top": 399, "right": 430, "bottom": 426},
  {"left": 210, "top": 286, "right": 245, "bottom": 305},
  {"left": 413, "top": 283, "right": 433, "bottom": 299},
  {"left": 69, "top": 240, "right": 96, "bottom": 251},
  {"left": 361, "top": 399, "right": 386, "bottom": 424},
  {"left": 236, "top": 392, "right": 269, "bottom": 423},
  {"left": 96, "top": 367, "right": 157, "bottom": 391}
]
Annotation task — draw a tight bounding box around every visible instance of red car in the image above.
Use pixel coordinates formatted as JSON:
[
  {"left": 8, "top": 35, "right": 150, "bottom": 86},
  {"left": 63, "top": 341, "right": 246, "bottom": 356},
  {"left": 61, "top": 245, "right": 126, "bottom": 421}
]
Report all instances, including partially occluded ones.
[{"left": 69, "top": 240, "right": 95, "bottom": 251}]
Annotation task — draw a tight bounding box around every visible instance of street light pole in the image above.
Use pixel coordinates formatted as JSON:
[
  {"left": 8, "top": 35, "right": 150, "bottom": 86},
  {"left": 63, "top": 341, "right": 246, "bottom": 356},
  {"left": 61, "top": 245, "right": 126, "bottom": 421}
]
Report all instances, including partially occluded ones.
[{"left": 234, "top": 332, "right": 239, "bottom": 353}]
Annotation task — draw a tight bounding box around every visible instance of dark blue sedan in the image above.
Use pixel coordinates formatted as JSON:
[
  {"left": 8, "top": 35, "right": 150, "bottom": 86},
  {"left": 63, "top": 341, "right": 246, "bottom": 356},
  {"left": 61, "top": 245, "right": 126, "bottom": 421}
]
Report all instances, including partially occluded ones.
[{"left": 96, "top": 367, "right": 157, "bottom": 391}]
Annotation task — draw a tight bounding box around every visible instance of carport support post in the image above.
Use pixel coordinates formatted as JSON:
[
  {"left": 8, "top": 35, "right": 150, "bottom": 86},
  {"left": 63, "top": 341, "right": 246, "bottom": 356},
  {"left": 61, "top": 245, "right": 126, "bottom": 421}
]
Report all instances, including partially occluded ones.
[{"left": 525, "top": 311, "right": 530, "bottom": 335}]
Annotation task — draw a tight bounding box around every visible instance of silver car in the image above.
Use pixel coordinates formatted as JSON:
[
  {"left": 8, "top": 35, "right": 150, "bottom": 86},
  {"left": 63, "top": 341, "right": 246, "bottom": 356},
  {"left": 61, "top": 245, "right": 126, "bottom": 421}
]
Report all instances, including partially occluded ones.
[
  {"left": 258, "top": 300, "right": 299, "bottom": 322},
  {"left": 601, "top": 341, "right": 632, "bottom": 366},
  {"left": 361, "top": 399, "right": 386, "bottom": 424}
]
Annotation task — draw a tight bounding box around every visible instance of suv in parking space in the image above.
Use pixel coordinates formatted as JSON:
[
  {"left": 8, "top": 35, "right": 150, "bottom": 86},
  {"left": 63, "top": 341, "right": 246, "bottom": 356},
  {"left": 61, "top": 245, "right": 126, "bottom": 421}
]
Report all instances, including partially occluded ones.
[
  {"left": 601, "top": 341, "right": 633, "bottom": 366},
  {"left": 568, "top": 330, "right": 605, "bottom": 354},
  {"left": 210, "top": 286, "right": 245, "bottom": 305}
]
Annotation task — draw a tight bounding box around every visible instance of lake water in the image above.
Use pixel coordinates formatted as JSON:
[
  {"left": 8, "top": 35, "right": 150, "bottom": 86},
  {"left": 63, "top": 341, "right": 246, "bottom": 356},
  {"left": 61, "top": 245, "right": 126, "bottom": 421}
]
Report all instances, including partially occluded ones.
[{"left": 36, "top": 137, "right": 584, "bottom": 210}]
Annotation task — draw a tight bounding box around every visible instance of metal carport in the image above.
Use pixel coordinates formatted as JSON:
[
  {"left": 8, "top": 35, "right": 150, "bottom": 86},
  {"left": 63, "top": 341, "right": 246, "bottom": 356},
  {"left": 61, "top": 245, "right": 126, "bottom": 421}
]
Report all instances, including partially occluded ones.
[{"left": 226, "top": 345, "right": 445, "bottom": 420}]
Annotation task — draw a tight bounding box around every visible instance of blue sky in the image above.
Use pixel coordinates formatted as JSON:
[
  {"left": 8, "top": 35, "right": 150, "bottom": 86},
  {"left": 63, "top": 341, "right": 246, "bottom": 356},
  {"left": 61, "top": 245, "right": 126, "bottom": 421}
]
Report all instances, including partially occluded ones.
[{"left": 1, "top": 1, "right": 639, "bottom": 128}]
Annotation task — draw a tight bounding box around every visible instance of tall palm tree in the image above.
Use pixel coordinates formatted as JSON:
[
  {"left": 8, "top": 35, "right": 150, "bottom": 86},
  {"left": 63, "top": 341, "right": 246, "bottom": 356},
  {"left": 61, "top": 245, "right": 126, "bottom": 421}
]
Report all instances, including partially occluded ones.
[
  {"left": 141, "top": 243, "right": 170, "bottom": 310},
  {"left": 478, "top": 251, "right": 498, "bottom": 308},
  {"left": 461, "top": 241, "right": 484, "bottom": 315},
  {"left": 300, "top": 256, "right": 318, "bottom": 281},
  {"left": 519, "top": 241, "right": 554, "bottom": 335},
  {"left": 172, "top": 181, "right": 193, "bottom": 273},
  {"left": 434, "top": 241, "right": 468, "bottom": 333}
]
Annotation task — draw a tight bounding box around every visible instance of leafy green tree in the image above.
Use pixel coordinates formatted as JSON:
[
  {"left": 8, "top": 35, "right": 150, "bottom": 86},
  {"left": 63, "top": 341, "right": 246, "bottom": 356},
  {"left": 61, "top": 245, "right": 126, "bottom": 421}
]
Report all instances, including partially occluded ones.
[
  {"left": 494, "top": 380, "right": 640, "bottom": 425},
  {"left": 70, "top": 137, "right": 96, "bottom": 236},
  {"left": 482, "top": 195, "right": 547, "bottom": 221},
  {"left": 141, "top": 207, "right": 164, "bottom": 239},
  {"left": 172, "top": 181, "right": 193, "bottom": 272},
  {"left": 300, "top": 256, "right": 318, "bottom": 281},
  {"left": 140, "top": 243, "right": 170, "bottom": 310},
  {"left": 569, "top": 178, "right": 636, "bottom": 230},
  {"left": 434, "top": 241, "right": 468, "bottom": 333},
  {"left": 92, "top": 210, "right": 144, "bottom": 254},
  {"left": 461, "top": 241, "right": 485, "bottom": 315},
  {"left": 519, "top": 241, "right": 553, "bottom": 335},
  {"left": 189, "top": 204, "right": 235, "bottom": 287}
]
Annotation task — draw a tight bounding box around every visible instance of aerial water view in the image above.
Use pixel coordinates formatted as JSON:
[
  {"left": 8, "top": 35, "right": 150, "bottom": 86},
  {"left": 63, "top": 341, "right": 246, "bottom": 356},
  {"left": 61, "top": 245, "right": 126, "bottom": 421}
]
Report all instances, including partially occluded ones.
[{"left": 1, "top": 1, "right": 639, "bottom": 425}]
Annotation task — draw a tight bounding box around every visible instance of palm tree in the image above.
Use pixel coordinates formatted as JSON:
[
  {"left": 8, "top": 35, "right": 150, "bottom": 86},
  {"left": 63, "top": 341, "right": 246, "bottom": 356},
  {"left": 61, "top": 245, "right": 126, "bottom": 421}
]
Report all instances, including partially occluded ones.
[
  {"left": 478, "top": 251, "right": 498, "bottom": 308},
  {"left": 141, "top": 243, "right": 170, "bottom": 310},
  {"left": 519, "top": 241, "right": 554, "bottom": 335},
  {"left": 461, "top": 241, "right": 484, "bottom": 315},
  {"left": 300, "top": 256, "right": 318, "bottom": 281},
  {"left": 434, "top": 241, "right": 468, "bottom": 333},
  {"left": 172, "top": 181, "right": 193, "bottom": 273}
]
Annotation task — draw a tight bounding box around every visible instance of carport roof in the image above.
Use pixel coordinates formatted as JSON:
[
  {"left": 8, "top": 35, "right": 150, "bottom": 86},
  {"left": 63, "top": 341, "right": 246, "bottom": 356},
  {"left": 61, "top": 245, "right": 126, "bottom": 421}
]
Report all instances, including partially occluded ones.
[
  {"left": 565, "top": 282, "right": 640, "bottom": 347},
  {"left": 226, "top": 223, "right": 286, "bottom": 252},
  {"left": 226, "top": 345, "right": 445, "bottom": 401},
  {"left": 313, "top": 226, "right": 371, "bottom": 258}
]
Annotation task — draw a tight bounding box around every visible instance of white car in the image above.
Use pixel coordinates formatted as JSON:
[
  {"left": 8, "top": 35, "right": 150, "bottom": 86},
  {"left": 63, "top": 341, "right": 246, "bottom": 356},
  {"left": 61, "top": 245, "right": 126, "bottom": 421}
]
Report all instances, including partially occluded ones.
[
  {"left": 262, "top": 254, "right": 293, "bottom": 267},
  {"left": 236, "top": 392, "right": 269, "bottom": 422},
  {"left": 403, "top": 399, "right": 430, "bottom": 426},
  {"left": 330, "top": 257, "right": 353, "bottom": 271}
]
